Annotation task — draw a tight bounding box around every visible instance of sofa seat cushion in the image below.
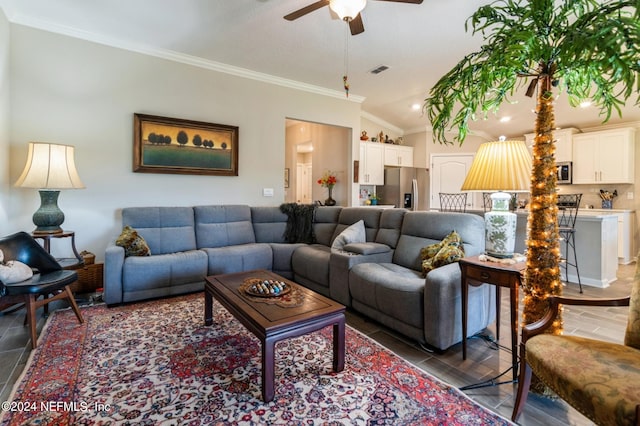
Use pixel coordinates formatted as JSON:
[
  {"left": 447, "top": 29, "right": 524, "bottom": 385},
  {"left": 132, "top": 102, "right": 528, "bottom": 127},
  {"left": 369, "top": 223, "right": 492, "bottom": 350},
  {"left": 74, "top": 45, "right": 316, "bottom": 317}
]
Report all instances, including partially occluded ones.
[
  {"left": 122, "top": 250, "right": 208, "bottom": 292},
  {"left": 202, "top": 243, "right": 272, "bottom": 275},
  {"left": 527, "top": 334, "right": 640, "bottom": 426},
  {"left": 291, "top": 244, "right": 331, "bottom": 288},
  {"left": 349, "top": 262, "right": 424, "bottom": 329}
]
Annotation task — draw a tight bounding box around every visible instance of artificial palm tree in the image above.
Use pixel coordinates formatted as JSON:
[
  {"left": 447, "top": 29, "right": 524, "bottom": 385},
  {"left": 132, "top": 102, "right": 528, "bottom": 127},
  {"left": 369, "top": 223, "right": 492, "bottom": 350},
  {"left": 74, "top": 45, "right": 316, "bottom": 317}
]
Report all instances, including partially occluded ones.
[{"left": 425, "top": 0, "right": 639, "bottom": 340}]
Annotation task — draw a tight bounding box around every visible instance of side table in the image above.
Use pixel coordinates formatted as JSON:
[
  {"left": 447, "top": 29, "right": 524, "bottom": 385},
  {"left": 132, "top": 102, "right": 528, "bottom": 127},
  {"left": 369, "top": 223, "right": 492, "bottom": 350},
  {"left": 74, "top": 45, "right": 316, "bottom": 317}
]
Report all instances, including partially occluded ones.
[
  {"left": 459, "top": 255, "right": 525, "bottom": 381},
  {"left": 32, "top": 230, "right": 84, "bottom": 269}
]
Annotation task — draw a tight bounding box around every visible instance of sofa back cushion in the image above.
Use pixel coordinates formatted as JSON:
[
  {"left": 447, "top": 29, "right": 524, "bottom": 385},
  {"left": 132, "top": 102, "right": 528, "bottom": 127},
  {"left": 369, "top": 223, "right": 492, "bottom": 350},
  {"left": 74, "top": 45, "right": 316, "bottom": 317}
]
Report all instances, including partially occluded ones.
[
  {"left": 375, "top": 208, "right": 407, "bottom": 249},
  {"left": 331, "top": 207, "right": 382, "bottom": 244},
  {"left": 313, "top": 206, "right": 342, "bottom": 247},
  {"left": 393, "top": 211, "right": 484, "bottom": 271},
  {"left": 122, "top": 207, "right": 197, "bottom": 255},
  {"left": 194, "top": 205, "right": 256, "bottom": 248},
  {"left": 251, "top": 206, "right": 288, "bottom": 243}
]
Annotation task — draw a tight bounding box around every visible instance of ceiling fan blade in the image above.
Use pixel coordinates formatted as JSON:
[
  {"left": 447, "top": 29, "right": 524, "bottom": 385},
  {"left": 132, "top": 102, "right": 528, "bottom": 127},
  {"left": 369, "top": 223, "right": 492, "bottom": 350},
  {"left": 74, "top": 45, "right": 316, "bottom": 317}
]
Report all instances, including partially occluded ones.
[
  {"left": 349, "top": 14, "right": 365, "bottom": 36},
  {"left": 375, "top": 0, "right": 423, "bottom": 3},
  {"left": 284, "top": 0, "right": 330, "bottom": 21}
]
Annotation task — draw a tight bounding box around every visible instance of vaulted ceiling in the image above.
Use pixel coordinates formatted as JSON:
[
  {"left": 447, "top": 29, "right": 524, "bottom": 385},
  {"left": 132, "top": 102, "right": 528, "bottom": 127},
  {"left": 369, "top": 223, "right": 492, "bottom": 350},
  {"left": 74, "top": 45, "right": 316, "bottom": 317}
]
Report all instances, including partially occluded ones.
[{"left": 2, "top": 0, "right": 638, "bottom": 137}]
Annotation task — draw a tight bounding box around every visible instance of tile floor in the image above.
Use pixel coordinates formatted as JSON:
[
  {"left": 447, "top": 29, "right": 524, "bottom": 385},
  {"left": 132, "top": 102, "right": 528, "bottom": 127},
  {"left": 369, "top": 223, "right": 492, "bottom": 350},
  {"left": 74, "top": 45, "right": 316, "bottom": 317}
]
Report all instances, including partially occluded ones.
[{"left": 0, "top": 263, "right": 635, "bottom": 425}]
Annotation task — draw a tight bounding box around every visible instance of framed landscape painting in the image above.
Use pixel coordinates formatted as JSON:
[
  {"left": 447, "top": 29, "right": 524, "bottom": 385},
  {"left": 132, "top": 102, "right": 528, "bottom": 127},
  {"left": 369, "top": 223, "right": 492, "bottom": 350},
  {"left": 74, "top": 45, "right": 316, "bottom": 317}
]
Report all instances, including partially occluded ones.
[{"left": 133, "top": 113, "right": 239, "bottom": 176}]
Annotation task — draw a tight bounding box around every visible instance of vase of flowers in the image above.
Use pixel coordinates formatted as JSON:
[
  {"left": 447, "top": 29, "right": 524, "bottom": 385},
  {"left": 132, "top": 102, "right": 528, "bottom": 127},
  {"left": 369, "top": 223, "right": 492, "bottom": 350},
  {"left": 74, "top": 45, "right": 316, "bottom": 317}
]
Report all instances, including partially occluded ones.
[{"left": 318, "top": 170, "right": 337, "bottom": 206}]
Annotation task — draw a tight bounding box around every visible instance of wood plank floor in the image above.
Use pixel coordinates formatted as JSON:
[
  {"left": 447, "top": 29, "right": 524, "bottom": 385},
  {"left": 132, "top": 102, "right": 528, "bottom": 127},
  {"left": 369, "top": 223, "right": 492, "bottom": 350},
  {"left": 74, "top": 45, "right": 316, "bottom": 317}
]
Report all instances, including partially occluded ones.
[{"left": 0, "top": 263, "right": 635, "bottom": 425}]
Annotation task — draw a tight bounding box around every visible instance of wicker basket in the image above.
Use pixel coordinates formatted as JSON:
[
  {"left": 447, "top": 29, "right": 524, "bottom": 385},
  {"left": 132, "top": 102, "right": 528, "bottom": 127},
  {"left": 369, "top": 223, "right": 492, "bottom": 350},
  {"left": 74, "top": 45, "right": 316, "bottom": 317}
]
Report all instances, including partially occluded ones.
[
  {"left": 80, "top": 250, "right": 95, "bottom": 265},
  {"left": 71, "top": 262, "right": 103, "bottom": 294}
]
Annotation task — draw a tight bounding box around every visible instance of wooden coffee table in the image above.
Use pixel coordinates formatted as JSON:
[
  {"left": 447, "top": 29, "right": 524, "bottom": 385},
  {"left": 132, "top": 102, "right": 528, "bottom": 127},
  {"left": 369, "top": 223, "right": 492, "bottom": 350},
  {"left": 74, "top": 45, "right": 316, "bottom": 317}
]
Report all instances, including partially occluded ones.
[{"left": 204, "top": 269, "right": 346, "bottom": 402}]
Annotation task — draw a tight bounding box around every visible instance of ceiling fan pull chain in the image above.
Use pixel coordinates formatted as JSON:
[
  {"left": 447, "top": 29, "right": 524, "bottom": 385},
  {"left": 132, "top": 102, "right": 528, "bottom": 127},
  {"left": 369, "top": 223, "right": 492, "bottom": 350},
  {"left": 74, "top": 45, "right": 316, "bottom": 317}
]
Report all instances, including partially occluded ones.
[{"left": 343, "top": 23, "right": 350, "bottom": 97}]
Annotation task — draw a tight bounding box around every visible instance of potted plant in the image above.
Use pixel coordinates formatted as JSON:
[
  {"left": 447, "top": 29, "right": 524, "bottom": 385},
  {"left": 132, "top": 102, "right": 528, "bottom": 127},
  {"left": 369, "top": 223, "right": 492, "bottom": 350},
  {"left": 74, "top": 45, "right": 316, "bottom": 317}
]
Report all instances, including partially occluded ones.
[
  {"left": 317, "top": 170, "right": 337, "bottom": 206},
  {"left": 424, "top": 0, "right": 639, "bottom": 395}
]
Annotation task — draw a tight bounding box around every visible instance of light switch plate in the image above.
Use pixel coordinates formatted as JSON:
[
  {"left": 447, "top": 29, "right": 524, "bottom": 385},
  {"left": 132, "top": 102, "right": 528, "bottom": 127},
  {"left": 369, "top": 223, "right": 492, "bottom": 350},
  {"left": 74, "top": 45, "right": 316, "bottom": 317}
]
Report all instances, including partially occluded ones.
[{"left": 263, "top": 188, "right": 274, "bottom": 197}]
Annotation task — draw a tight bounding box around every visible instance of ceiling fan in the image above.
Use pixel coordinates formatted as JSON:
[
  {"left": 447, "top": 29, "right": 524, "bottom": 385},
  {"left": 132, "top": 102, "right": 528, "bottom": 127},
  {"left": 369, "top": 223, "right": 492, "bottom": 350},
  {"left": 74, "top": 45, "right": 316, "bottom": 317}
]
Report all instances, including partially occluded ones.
[{"left": 284, "top": 0, "right": 423, "bottom": 36}]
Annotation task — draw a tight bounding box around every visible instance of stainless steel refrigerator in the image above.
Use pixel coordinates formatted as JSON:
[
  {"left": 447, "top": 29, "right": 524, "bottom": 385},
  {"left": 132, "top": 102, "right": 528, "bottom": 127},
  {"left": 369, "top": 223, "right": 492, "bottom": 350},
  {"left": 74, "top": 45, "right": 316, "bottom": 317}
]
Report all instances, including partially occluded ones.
[{"left": 378, "top": 167, "right": 421, "bottom": 210}]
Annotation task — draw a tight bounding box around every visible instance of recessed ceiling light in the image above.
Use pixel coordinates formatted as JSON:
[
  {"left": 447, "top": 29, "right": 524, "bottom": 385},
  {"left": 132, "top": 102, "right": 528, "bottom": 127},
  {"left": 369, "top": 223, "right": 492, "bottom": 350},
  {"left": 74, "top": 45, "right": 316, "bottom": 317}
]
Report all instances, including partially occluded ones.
[
  {"left": 411, "top": 103, "right": 421, "bottom": 111},
  {"left": 499, "top": 116, "right": 512, "bottom": 123},
  {"left": 579, "top": 101, "right": 592, "bottom": 108}
]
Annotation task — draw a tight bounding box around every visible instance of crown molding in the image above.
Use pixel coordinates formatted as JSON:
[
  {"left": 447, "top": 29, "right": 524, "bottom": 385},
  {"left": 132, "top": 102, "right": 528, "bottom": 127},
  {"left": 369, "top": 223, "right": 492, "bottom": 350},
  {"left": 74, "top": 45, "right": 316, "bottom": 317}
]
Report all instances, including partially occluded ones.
[
  {"left": 360, "top": 111, "right": 403, "bottom": 135},
  {"left": 404, "top": 125, "right": 429, "bottom": 135},
  {"left": 467, "top": 130, "right": 497, "bottom": 142},
  {"left": 579, "top": 120, "right": 640, "bottom": 133},
  {"left": 7, "top": 12, "right": 366, "bottom": 104}
]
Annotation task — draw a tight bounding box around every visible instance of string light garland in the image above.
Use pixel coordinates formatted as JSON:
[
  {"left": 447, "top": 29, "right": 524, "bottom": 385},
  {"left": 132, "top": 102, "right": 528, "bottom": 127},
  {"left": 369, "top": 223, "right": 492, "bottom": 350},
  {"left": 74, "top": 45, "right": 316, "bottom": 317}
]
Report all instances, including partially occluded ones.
[
  {"left": 523, "top": 78, "right": 563, "bottom": 323},
  {"left": 520, "top": 68, "right": 564, "bottom": 395}
]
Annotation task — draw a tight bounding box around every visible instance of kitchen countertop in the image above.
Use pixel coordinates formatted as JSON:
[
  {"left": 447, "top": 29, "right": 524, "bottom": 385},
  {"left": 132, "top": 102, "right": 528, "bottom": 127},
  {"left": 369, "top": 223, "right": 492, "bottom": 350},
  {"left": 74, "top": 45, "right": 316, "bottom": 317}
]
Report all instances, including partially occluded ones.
[
  {"left": 360, "top": 204, "right": 396, "bottom": 209},
  {"left": 579, "top": 208, "right": 634, "bottom": 214}
]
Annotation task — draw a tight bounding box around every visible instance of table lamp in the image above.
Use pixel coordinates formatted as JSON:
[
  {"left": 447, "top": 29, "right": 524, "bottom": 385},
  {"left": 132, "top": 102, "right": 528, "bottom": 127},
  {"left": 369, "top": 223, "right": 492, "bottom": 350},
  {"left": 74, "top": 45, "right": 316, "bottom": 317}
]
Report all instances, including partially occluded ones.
[
  {"left": 461, "top": 137, "right": 531, "bottom": 258},
  {"left": 15, "top": 142, "right": 85, "bottom": 234}
]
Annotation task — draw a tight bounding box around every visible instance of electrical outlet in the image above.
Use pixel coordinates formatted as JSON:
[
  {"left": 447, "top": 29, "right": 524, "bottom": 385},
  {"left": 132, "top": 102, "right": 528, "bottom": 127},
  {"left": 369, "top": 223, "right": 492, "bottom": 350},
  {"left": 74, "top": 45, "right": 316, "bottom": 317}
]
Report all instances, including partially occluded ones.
[
  {"left": 627, "top": 191, "right": 634, "bottom": 200},
  {"left": 263, "top": 188, "right": 274, "bottom": 197}
]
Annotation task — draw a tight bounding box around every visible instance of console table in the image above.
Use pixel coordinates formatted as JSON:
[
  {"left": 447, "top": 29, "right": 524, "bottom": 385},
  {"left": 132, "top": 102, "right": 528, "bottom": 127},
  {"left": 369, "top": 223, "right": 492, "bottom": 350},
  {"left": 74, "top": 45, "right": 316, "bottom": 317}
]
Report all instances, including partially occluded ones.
[{"left": 459, "top": 255, "right": 525, "bottom": 381}]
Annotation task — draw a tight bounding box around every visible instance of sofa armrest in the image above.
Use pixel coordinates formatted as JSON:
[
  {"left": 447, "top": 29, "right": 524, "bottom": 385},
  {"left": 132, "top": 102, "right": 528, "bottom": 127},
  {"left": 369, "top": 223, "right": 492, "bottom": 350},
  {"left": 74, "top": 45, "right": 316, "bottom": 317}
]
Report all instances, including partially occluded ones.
[
  {"left": 341, "top": 242, "right": 391, "bottom": 255},
  {"left": 422, "top": 262, "right": 495, "bottom": 349},
  {"left": 104, "top": 242, "right": 125, "bottom": 305}
]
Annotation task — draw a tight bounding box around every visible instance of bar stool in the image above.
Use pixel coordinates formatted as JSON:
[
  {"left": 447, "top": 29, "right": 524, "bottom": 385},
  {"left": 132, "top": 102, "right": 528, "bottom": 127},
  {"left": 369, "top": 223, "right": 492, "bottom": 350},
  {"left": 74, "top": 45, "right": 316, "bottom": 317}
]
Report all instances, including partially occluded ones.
[
  {"left": 557, "top": 194, "right": 583, "bottom": 293},
  {"left": 439, "top": 193, "right": 468, "bottom": 212}
]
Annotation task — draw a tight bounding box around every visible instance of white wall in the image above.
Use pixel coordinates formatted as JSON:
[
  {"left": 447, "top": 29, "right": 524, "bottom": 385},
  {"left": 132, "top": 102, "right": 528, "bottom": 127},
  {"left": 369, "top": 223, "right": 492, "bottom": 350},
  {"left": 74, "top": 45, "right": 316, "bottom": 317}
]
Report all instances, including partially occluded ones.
[
  {"left": 0, "top": 9, "right": 10, "bottom": 235},
  {"left": 6, "top": 25, "right": 362, "bottom": 260}
]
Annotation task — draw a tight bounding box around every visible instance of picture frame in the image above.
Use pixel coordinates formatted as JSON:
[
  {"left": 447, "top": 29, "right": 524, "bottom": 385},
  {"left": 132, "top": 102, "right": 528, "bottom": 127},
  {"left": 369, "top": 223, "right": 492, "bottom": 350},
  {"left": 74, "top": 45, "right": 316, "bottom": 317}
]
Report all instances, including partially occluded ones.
[
  {"left": 284, "top": 168, "right": 290, "bottom": 188},
  {"left": 133, "top": 113, "right": 239, "bottom": 176}
]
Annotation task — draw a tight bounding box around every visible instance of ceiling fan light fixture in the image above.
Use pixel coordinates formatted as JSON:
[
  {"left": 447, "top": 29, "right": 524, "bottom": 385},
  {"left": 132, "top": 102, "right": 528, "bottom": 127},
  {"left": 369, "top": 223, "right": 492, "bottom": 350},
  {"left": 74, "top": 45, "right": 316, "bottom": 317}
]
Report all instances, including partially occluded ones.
[{"left": 330, "top": 0, "right": 366, "bottom": 21}]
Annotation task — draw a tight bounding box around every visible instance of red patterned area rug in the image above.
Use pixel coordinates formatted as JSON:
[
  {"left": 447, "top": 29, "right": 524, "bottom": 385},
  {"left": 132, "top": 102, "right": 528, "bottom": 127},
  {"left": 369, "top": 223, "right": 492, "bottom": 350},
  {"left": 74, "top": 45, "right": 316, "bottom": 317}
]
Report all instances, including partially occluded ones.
[{"left": 1, "top": 293, "right": 512, "bottom": 425}]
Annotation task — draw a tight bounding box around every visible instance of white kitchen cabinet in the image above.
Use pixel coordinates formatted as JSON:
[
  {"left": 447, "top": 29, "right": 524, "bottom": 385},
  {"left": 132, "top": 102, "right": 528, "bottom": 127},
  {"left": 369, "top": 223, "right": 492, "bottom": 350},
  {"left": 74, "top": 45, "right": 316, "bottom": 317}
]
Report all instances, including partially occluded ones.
[
  {"left": 572, "top": 128, "right": 635, "bottom": 184},
  {"left": 516, "top": 211, "right": 618, "bottom": 287},
  {"left": 524, "top": 128, "right": 578, "bottom": 163},
  {"left": 617, "top": 211, "right": 636, "bottom": 264},
  {"left": 579, "top": 210, "right": 636, "bottom": 264},
  {"left": 359, "top": 141, "right": 384, "bottom": 185},
  {"left": 384, "top": 145, "right": 414, "bottom": 167}
]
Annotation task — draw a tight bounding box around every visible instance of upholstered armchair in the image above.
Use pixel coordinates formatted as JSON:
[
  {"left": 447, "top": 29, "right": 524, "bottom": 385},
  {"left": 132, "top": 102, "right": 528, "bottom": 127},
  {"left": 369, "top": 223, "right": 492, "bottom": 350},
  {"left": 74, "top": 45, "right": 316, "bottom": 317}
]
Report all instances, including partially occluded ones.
[{"left": 512, "top": 274, "right": 640, "bottom": 425}]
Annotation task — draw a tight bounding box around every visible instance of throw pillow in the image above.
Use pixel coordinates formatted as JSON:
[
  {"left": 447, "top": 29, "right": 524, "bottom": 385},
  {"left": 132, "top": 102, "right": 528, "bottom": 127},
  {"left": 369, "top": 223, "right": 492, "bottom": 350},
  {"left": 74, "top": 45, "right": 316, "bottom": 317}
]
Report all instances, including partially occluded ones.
[
  {"left": 116, "top": 226, "right": 151, "bottom": 257},
  {"left": 331, "top": 220, "right": 366, "bottom": 252},
  {"left": 421, "top": 230, "right": 465, "bottom": 276},
  {"left": 0, "top": 249, "right": 33, "bottom": 284}
]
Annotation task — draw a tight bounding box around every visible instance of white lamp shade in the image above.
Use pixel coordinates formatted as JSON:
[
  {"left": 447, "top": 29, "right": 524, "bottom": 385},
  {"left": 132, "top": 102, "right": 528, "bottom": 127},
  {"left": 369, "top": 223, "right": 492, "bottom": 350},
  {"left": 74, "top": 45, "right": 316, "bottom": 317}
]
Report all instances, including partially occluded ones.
[
  {"left": 461, "top": 139, "right": 531, "bottom": 192},
  {"left": 460, "top": 138, "right": 531, "bottom": 258},
  {"left": 15, "top": 142, "right": 85, "bottom": 189},
  {"left": 329, "top": 0, "right": 366, "bottom": 20}
]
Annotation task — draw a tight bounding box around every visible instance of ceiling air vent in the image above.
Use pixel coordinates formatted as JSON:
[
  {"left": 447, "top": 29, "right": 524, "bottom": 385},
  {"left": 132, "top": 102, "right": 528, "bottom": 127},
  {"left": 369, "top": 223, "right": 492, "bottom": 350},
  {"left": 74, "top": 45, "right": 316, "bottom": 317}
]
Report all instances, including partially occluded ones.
[{"left": 369, "top": 65, "right": 389, "bottom": 75}]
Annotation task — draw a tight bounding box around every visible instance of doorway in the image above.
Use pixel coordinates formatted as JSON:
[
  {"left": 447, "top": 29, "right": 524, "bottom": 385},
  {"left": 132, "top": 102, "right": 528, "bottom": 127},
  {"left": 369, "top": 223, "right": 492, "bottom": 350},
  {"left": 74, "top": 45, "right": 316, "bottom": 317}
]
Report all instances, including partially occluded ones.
[
  {"left": 296, "top": 162, "right": 313, "bottom": 204},
  {"left": 285, "top": 119, "right": 350, "bottom": 206},
  {"left": 429, "top": 153, "right": 481, "bottom": 210}
]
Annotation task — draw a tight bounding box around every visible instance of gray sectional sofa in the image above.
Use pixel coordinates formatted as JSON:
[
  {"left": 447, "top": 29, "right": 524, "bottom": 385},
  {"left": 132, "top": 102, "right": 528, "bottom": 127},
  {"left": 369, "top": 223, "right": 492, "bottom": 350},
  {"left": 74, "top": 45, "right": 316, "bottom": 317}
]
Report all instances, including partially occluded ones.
[{"left": 104, "top": 205, "right": 494, "bottom": 351}]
